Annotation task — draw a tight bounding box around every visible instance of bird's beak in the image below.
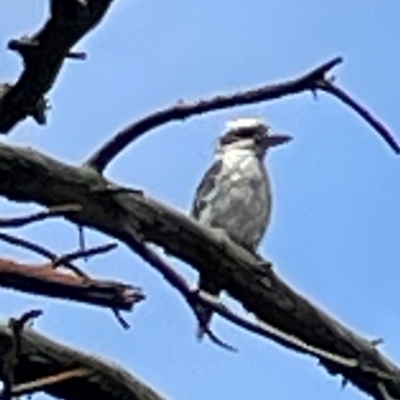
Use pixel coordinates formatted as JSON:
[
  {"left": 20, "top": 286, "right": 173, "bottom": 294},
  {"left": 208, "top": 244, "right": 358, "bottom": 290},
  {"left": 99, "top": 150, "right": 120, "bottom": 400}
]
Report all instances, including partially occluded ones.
[{"left": 261, "top": 134, "right": 293, "bottom": 148}]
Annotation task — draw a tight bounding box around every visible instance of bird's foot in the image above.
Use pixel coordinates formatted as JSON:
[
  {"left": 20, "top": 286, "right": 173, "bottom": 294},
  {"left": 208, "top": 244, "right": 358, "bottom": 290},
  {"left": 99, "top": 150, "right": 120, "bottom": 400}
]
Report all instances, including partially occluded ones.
[
  {"left": 190, "top": 287, "right": 237, "bottom": 351},
  {"left": 195, "top": 312, "right": 210, "bottom": 341},
  {"left": 191, "top": 287, "right": 215, "bottom": 339}
]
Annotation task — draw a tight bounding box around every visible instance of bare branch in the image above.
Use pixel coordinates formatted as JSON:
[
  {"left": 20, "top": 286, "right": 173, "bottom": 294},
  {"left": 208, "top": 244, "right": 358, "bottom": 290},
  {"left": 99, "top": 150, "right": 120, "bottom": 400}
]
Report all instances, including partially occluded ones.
[
  {"left": 0, "top": 0, "right": 116, "bottom": 133},
  {"left": 111, "top": 308, "right": 131, "bottom": 330},
  {"left": 0, "top": 257, "right": 144, "bottom": 311},
  {"left": 86, "top": 56, "right": 399, "bottom": 173},
  {"left": 0, "top": 231, "right": 68, "bottom": 264},
  {"left": 0, "top": 232, "right": 143, "bottom": 311},
  {"left": 53, "top": 242, "right": 118, "bottom": 267},
  {"left": 0, "top": 324, "right": 170, "bottom": 400},
  {"left": 0, "top": 231, "right": 89, "bottom": 278},
  {"left": 1, "top": 309, "right": 43, "bottom": 400},
  {"left": 316, "top": 80, "right": 400, "bottom": 154},
  {"left": 0, "top": 143, "right": 398, "bottom": 400},
  {"left": 0, "top": 204, "right": 81, "bottom": 228}
]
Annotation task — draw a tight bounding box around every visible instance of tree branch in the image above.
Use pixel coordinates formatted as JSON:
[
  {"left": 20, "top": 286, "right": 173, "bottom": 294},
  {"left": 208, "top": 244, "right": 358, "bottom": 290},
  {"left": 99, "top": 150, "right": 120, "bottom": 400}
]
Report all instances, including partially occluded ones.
[
  {"left": 86, "top": 57, "right": 399, "bottom": 173},
  {"left": 0, "top": 204, "right": 81, "bottom": 228},
  {"left": 0, "top": 232, "right": 144, "bottom": 311},
  {"left": 316, "top": 80, "right": 400, "bottom": 154},
  {"left": 1, "top": 309, "right": 43, "bottom": 400},
  {"left": 0, "top": 142, "right": 399, "bottom": 400},
  {"left": 0, "top": 322, "right": 170, "bottom": 400},
  {"left": 0, "top": 0, "right": 115, "bottom": 133},
  {"left": 0, "top": 257, "right": 143, "bottom": 312}
]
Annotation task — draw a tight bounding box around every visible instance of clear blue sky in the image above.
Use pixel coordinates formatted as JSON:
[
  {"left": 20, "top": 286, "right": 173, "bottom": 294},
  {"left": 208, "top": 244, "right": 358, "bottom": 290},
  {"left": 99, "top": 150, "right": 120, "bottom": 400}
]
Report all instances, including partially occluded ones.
[{"left": 1, "top": 1, "right": 400, "bottom": 400}]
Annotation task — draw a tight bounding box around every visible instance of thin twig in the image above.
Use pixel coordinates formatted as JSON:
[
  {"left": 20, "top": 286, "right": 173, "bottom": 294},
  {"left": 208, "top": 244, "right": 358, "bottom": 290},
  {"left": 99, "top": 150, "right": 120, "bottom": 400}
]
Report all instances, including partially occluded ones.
[
  {"left": 78, "top": 225, "right": 86, "bottom": 260},
  {"left": 0, "top": 204, "right": 82, "bottom": 228},
  {"left": 0, "top": 232, "right": 87, "bottom": 278},
  {"left": 65, "top": 51, "right": 87, "bottom": 60},
  {"left": 86, "top": 56, "right": 399, "bottom": 172},
  {"left": 53, "top": 242, "right": 118, "bottom": 267},
  {"left": 112, "top": 308, "right": 131, "bottom": 330},
  {"left": 317, "top": 80, "right": 400, "bottom": 154},
  {"left": 0, "top": 233, "right": 116, "bottom": 280}
]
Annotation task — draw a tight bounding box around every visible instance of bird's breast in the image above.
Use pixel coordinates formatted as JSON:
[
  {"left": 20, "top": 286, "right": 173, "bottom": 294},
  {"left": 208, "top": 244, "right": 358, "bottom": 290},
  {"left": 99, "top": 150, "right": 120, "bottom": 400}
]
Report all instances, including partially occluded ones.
[
  {"left": 195, "top": 150, "right": 271, "bottom": 250},
  {"left": 219, "top": 150, "right": 266, "bottom": 183}
]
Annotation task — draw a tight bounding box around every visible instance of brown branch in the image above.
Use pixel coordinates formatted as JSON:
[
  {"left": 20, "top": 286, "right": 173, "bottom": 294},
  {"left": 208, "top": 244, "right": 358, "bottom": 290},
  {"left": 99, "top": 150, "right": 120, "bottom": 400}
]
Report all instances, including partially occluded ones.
[
  {"left": 0, "top": 257, "right": 144, "bottom": 311},
  {"left": 0, "top": 324, "right": 170, "bottom": 400},
  {"left": 0, "top": 232, "right": 143, "bottom": 311},
  {"left": 0, "top": 143, "right": 398, "bottom": 400},
  {"left": 86, "top": 57, "right": 399, "bottom": 173},
  {"left": 0, "top": 0, "right": 115, "bottom": 133},
  {"left": 0, "top": 231, "right": 90, "bottom": 278}
]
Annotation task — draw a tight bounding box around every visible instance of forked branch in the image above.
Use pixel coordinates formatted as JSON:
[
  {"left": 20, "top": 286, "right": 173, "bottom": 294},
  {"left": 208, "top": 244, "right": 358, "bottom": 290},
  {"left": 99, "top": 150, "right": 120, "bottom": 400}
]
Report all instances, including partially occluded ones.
[
  {"left": 87, "top": 57, "right": 399, "bottom": 173},
  {"left": 0, "top": 144, "right": 398, "bottom": 400},
  {"left": 0, "top": 0, "right": 115, "bottom": 133},
  {"left": 0, "top": 232, "right": 143, "bottom": 311}
]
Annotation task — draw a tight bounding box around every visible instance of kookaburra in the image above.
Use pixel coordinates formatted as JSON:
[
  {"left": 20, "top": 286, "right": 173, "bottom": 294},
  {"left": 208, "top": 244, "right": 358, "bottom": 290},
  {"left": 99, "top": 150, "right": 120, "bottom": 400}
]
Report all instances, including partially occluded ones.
[{"left": 191, "top": 117, "right": 291, "bottom": 337}]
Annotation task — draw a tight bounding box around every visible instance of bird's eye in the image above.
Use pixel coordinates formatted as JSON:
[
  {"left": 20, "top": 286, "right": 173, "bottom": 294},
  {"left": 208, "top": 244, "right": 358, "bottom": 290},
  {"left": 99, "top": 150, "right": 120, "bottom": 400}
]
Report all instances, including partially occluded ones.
[
  {"left": 235, "top": 127, "right": 258, "bottom": 138},
  {"left": 220, "top": 126, "right": 267, "bottom": 146},
  {"left": 220, "top": 130, "right": 252, "bottom": 145}
]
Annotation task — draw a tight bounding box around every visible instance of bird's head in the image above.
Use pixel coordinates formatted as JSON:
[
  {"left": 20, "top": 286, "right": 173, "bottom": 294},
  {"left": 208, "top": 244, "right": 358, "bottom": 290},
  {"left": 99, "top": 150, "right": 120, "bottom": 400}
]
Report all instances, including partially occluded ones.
[{"left": 218, "top": 118, "right": 292, "bottom": 158}]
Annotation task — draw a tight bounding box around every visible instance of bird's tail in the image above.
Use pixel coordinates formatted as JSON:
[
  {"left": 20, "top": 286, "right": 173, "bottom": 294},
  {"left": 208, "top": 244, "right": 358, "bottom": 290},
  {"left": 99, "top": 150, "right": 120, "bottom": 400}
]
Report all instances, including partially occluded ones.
[{"left": 195, "top": 277, "right": 221, "bottom": 340}]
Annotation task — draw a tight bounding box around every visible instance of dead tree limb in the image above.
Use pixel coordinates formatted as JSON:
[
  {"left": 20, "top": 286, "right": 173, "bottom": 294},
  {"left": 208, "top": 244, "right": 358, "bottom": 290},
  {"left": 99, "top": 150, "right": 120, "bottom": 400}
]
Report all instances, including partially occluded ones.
[
  {"left": 0, "top": 257, "right": 143, "bottom": 311},
  {"left": 0, "top": 142, "right": 399, "bottom": 400},
  {"left": 1, "top": 309, "right": 43, "bottom": 400},
  {"left": 0, "top": 232, "right": 143, "bottom": 311},
  {"left": 86, "top": 57, "right": 399, "bottom": 173},
  {"left": 0, "top": 0, "right": 115, "bottom": 133},
  {"left": 0, "top": 322, "right": 169, "bottom": 400}
]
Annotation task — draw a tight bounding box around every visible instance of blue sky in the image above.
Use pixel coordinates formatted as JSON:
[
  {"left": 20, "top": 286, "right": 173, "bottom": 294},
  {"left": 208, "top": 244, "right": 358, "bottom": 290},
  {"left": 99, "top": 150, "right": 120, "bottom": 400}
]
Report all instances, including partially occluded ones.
[{"left": 1, "top": 1, "right": 400, "bottom": 400}]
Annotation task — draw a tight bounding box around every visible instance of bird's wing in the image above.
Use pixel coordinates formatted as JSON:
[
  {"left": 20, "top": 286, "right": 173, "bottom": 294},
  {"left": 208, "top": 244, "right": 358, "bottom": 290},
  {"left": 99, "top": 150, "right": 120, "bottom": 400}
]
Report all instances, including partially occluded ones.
[{"left": 191, "top": 159, "right": 223, "bottom": 219}]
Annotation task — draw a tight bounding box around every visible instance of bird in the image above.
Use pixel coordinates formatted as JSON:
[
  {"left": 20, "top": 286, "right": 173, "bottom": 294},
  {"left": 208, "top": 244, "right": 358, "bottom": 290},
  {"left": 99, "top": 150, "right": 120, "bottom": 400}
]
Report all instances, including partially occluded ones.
[{"left": 191, "top": 117, "right": 292, "bottom": 338}]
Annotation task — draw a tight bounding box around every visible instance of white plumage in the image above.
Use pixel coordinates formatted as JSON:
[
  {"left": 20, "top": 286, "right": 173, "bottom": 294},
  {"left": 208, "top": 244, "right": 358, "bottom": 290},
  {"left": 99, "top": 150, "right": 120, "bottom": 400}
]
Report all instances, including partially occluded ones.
[
  {"left": 191, "top": 117, "right": 291, "bottom": 338},
  {"left": 225, "top": 117, "right": 266, "bottom": 132}
]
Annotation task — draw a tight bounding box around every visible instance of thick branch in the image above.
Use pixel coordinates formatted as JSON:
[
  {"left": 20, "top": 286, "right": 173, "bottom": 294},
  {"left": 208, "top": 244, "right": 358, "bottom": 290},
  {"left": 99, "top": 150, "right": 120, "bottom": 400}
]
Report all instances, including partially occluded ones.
[
  {"left": 0, "top": 323, "right": 169, "bottom": 400},
  {"left": 0, "top": 143, "right": 399, "bottom": 400},
  {"left": 0, "top": 0, "right": 115, "bottom": 133},
  {"left": 87, "top": 57, "right": 399, "bottom": 172}
]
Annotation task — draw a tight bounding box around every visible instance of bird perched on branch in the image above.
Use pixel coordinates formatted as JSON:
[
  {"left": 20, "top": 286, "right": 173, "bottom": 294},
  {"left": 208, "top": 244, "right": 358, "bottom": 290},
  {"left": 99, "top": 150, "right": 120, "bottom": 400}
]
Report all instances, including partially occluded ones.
[{"left": 191, "top": 117, "right": 291, "bottom": 338}]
